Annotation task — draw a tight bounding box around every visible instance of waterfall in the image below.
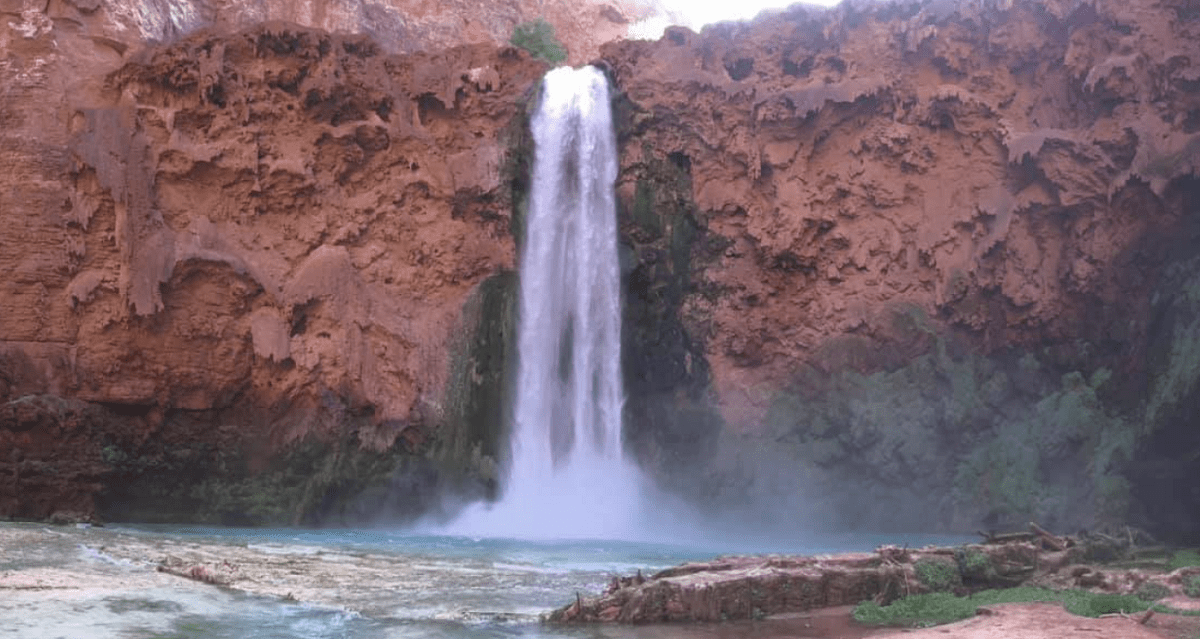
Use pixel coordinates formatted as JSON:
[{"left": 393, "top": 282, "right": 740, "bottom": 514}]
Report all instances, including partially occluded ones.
[{"left": 447, "top": 65, "right": 642, "bottom": 539}]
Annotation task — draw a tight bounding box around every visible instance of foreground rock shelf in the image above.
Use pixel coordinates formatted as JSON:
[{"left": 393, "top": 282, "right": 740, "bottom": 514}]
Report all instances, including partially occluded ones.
[{"left": 548, "top": 535, "right": 1200, "bottom": 624}]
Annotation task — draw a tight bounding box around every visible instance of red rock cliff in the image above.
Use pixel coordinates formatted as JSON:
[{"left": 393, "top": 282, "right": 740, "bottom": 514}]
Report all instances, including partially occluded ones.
[
  {"left": 2, "top": 0, "right": 1200, "bottom": 537},
  {"left": 609, "top": 0, "right": 1200, "bottom": 536},
  {"left": 0, "top": 5, "right": 549, "bottom": 522}
]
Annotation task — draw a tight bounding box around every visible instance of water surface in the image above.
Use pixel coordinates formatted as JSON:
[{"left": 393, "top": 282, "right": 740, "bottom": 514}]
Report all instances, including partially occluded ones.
[{"left": 0, "top": 522, "right": 970, "bottom": 638}]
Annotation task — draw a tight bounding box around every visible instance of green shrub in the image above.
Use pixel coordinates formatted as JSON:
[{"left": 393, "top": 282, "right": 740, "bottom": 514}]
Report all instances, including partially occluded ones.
[
  {"left": 853, "top": 587, "right": 1154, "bottom": 628},
  {"left": 956, "top": 548, "right": 998, "bottom": 583},
  {"left": 1135, "top": 582, "right": 1171, "bottom": 602},
  {"left": 854, "top": 588, "right": 1060, "bottom": 627},
  {"left": 915, "top": 558, "right": 961, "bottom": 592},
  {"left": 960, "top": 549, "right": 990, "bottom": 572},
  {"left": 509, "top": 19, "right": 567, "bottom": 64},
  {"left": 853, "top": 593, "right": 975, "bottom": 627},
  {"left": 1170, "top": 549, "right": 1200, "bottom": 571},
  {"left": 1062, "top": 591, "right": 1149, "bottom": 617},
  {"left": 1184, "top": 575, "right": 1200, "bottom": 598}
]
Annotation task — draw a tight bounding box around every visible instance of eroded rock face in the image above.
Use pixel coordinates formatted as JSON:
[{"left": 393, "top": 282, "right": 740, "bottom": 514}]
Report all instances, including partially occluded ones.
[
  {"left": 0, "top": 13, "right": 542, "bottom": 523},
  {"left": 1, "top": 0, "right": 634, "bottom": 63},
  {"left": 548, "top": 543, "right": 1050, "bottom": 623},
  {"left": 607, "top": 0, "right": 1200, "bottom": 536},
  {"left": 2, "top": 0, "right": 1200, "bottom": 536}
]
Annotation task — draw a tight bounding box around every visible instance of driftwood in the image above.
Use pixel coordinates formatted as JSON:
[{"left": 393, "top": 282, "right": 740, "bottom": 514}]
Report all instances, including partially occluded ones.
[
  {"left": 977, "top": 523, "right": 1073, "bottom": 551},
  {"left": 1030, "top": 522, "right": 1067, "bottom": 551},
  {"left": 156, "top": 558, "right": 237, "bottom": 586},
  {"left": 978, "top": 530, "right": 1039, "bottom": 544}
]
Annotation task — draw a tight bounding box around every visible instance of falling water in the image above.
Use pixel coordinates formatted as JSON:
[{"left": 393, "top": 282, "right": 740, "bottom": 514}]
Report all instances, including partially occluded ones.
[{"left": 448, "top": 66, "right": 643, "bottom": 539}]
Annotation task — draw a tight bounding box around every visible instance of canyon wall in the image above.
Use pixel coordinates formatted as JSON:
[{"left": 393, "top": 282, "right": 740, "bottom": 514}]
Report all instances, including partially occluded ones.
[
  {"left": 610, "top": 0, "right": 1200, "bottom": 538},
  {"left": 2, "top": 0, "right": 1200, "bottom": 539},
  {"left": 0, "top": 0, "right": 553, "bottom": 523}
]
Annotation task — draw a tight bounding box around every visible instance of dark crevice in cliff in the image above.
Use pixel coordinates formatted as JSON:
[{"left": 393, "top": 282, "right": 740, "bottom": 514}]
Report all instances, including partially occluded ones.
[{"left": 612, "top": 89, "right": 725, "bottom": 502}]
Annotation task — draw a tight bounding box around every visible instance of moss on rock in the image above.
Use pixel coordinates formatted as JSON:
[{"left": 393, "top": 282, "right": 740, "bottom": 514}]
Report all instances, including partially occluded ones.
[{"left": 759, "top": 321, "right": 1136, "bottom": 532}]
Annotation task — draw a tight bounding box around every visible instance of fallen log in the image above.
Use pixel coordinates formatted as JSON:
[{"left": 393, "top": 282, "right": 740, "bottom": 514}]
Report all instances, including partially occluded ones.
[
  {"left": 1030, "top": 522, "right": 1067, "bottom": 551},
  {"left": 978, "top": 530, "right": 1039, "bottom": 545}
]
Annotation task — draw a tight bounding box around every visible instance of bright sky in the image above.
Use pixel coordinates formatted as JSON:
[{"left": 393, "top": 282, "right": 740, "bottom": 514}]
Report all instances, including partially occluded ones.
[{"left": 629, "top": 0, "right": 843, "bottom": 39}]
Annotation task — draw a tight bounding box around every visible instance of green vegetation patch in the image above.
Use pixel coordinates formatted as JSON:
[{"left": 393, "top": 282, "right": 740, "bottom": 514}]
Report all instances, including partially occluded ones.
[
  {"left": 762, "top": 327, "right": 1136, "bottom": 531},
  {"left": 854, "top": 587, "right": 1155, "bottom": 628},
  {"left": 510, "top": 19, "right": 567, "bottom": 64},
  {"left": 1184, "top": 574, "right": 1200, "bottom": 598},
  {"left": 914, "top": 557, "right": 961, "bottom": 592},
  {"left": 1136, "top": 582, "right": 1171, "bottom": 601},
  {"left": 1061, "top": 591, "right": 1149, "bottom": 617},
  {"left": 853, "top": 593, "right": 977, "bottom": 628},
  {"left": 1170, "top": 549, "right": 1200, "bottom": 571},
  {"left": 955, "top": 547, "right": 999, "bottom": 584}
]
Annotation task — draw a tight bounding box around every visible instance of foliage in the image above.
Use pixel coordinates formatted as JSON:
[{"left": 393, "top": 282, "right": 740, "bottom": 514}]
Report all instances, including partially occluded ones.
[
  {"left": 631, "top": 180, "right": 662, "bottom": 236},
  {"left": 101, "top": 444, "right": 125, "bottom": 466},
  {"left": 953, "top": 367, "right": 1133, "bottom": 526},
  {"left": 758, "top": 303, "right": 1139, "bottom": 531},
  {"left": 99, "top": 431, "right": 414, "bottom": 526},
  {"left": 1061, "top": 592, "right": 1149, "bottom": 617},
  {"left": 1183, "top": 575, "right": 1200, "bottom": 599},
  {"left": 854, "top": 587, "right": 1058, "bottom": 627},
  {"left": 955, "top": 547, "right": 999, "bottom": 583},
  {"left": 853, "top": 593, "right": 973, "bottom": 627},
  {"left": 509, "top": 19, "right": 567, "bottom": 65},
  {"left": 1169, "top": 549, "right": 1200, "bottom": 571},
  {"left": 853, "top": 587, "right": 1156, "bottom": 628},
  {"left": 1146, "top": 260, "right": 1200, "bottom": 430},
  {"left": 915, "top": 558, "right": 961, "bottom": 592},
  {"left": 1135, "top": 582, "right": 1171, "bottom": 602}
]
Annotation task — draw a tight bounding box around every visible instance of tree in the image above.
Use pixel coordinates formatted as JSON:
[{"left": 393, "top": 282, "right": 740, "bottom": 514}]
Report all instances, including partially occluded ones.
[{"left": 510, "top": 19, "right": 567, "bottom": 65}]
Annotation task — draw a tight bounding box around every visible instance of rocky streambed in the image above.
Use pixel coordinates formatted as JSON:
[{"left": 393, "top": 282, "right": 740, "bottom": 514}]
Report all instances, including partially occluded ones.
[{"left": 5, "top": 521, "right": 1200, "bottom": 639}]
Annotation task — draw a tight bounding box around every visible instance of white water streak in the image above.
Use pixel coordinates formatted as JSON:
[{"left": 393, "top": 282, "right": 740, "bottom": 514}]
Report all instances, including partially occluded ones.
[{"left": 449, "top": 66, "right": 643, "bottom": 540}]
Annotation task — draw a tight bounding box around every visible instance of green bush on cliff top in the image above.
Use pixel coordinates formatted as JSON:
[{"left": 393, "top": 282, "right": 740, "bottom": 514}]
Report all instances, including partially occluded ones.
[{"left": 510, "top": 19, "right": 567, "bottom": 64}]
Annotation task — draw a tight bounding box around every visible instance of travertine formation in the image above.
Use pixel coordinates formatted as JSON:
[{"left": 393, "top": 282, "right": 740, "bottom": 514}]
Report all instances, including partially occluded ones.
[
  {"left": 610, "top": 0, "right": 1200, "bottom": 427},
  {"left": 608, "top": 0, "right": 1200, "bottom": 534},
  {"left": 0, "top": 4, "right": 549, "bottom": 522},
  {"left": 548, "top": 539, "right": 1200, "bottom": 625},
  {"left": 2, "top": 0, "right": 1200, "bottom": 535}
]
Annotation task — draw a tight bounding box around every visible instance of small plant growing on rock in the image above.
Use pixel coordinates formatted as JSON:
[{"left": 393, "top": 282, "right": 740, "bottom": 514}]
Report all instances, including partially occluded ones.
[
  {"left": 855, "top": 587, "right": 1156, "bottom": 629},
  {"left": 914, "top": 558, "right": 961, "bottom": 592},
  {"left": 1184, "top": 574, "right": 1200, "bottom": 598},
  {"left": 1063, "top": 592, "right": 1149, "bottom": 617},
  {"left": 1135, "top": 582, "right": 1171, "bottom": 602},
  {"left": 510, "top": 19, "right": 567, "bottom": 65},
  {"left": 1169, "top": 549, "right": 1200, "bottom": 570},
  {"left": 853, "top": 593, "right": 969, "bottom": 627},
  {"left": 955, "top": 547, "right": 999, "bottom": 585}
]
